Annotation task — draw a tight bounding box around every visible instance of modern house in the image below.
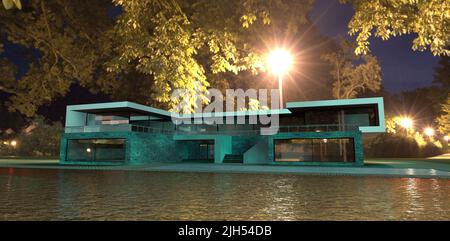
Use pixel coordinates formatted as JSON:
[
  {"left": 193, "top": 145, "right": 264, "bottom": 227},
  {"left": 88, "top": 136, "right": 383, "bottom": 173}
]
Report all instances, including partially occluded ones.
[{"left": 60, "top": 97, "right": 385, "bottom": 166}]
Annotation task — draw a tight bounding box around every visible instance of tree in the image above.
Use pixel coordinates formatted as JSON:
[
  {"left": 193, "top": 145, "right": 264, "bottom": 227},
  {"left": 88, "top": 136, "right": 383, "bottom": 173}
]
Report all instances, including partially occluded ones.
[
  {"left": 0, "top": 0, "right": 115, "bottom": 116},
  {"left": 0, "top": 43, "right": 17, "bottom": 93},
  {"left": 107, "top": 0, "right": 314, "bottom": 113},
  {"left": 341, "top": 0, "right": 450, "bottom": 56},
  {"left": 15, "top": 116, "right": 63, "bottom": 156},
  {"left": 1, "top": 0, "right": 315, "bottom": 115},
  {"left": 321, "top": 38, "right": 382, "bottom": 99},
  {"left": 437, "top": 93, "right": 450, "bottom": 135},
  {"left": 1, "top": 0, "right": 21, "bottom": 10},
  {"left": 433, "top": 56, "right": 450, "bottom": 90}
]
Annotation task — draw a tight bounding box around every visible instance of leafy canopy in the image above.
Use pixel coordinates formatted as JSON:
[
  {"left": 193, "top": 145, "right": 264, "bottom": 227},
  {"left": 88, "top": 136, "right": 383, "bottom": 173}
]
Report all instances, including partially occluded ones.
[
  {"left": 437, "top": 93, "right": 450, "bottom": 135},
  {"left": 342, "top": 0, "right": 450, "bottom": 56},
  {"left": 0, "top": 0, "right": 314, "bottom": 115},
  {"left": 108, "top": 0, "right": 313, "bottom": 112},
  {"left": 0, "top": 0, "right": 114, "bottom": 116}
]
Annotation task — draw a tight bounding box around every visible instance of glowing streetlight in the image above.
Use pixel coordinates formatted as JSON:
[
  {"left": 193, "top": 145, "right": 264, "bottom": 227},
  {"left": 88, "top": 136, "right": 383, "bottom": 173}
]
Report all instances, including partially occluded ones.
[
  {"left": 424, "top": 127, "right": 435, "bottom": 137},
  {"left": 86, "top": 148, "right": 92, "bottom": 153},
  {"left": 267, "top": 49, "right": 293, "bottom": 109},
  {"left": 10, "top": 140, "right": 17, "bottom": 147},
  {"left": 398, "top": 117, "right": 413, "bottom": 129}
]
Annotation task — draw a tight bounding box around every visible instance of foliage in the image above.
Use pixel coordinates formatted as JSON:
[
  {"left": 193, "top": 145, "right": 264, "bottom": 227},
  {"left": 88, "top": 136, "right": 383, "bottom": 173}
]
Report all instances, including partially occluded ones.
[
  {"left": 365, "top": 133, "right": 418, "bottom": 158},
  {"left": 378, "top": 114, "right": 447, "bottom": 157},
  {"left": 107, "top": 0, "right": 314, "bottom": 112},
  {"left": 433, "top": 56, "right": 450, "bottom": 90},
  {"left": 436, "top": 93, "right": 450, "bottom": 135},
  {"left": 341, "top": 0, "right": 450, "bottom": 56},
  {"left": 0, "top": 116, "right": 63, "bottom": 156},
  {"left": 0, "top": 47, "right": 16, "bottom": 93},
  {"left": 364, "top": 133, "right": 444, "bottom": 158},
  {"left": 2, "top": 0, "right": 21, "bottom": 10},
  {"left": 0, "top": 0, "right": 114, "bottom": 116},
  {"left": 1, "top": 0, "right": 315, "bottom": 115},
  {"left": 321, "top": 38, "right": 382, "bottom": 99}
]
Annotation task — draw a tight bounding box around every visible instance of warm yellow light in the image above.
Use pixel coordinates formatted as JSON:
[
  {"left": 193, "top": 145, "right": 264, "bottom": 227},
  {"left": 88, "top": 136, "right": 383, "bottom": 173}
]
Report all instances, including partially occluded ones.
[
  {"left": 424, "top": 127, "right": 435, "bottom": 137},
  {"left": 398, "top": 117, "right": 413, "bottom": 129},
  {"left": 86, "top": 148, "right": 92, "bottom": 153},
  {"left": 267, "top": 49, "right": 292, "bottom": 76},
  {"left": 10, "top": 140, "right": 17, "bottom": 147},
  {"left": 444, "top": 136, "right": 450, "bottom": 142}
]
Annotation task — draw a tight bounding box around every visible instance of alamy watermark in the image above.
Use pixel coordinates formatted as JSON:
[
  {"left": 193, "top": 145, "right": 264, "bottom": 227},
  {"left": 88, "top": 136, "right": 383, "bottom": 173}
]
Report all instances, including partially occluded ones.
[{"left": 170, "top": 87, "right": 281, "bottom": 135}]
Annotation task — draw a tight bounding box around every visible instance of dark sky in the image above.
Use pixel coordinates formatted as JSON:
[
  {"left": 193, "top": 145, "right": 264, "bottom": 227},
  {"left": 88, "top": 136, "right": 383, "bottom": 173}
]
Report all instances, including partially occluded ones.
[{"left": 310, "top": 0, "right": 440, "bottom": 93}]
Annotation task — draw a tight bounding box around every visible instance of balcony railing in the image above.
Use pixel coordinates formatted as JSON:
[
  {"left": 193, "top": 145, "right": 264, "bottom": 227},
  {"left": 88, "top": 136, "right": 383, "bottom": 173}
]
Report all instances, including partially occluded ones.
[
  {"left": 65, "top": 124, "right": 133, "bottom": 133},
  {"left": 65, "top": 123, "right": 360, "bottom": 136}
]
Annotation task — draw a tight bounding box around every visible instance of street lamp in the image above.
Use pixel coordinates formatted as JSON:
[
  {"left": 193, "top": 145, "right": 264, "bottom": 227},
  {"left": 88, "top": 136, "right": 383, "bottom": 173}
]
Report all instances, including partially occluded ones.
[
  {"left": 268, "top": 49, "right": 292, "bottom": 109},
  {"left": 424, "top": 127, "right": 435, "bottom": 137},
  {"left": 397, "top": 116, "right": 413, "bottom": 135},
  {"left": 398, "top": 117, "right": 413, "bottom": 129},
  {"left": 10, "top": 140, "right": 17, "bottom": 147}
]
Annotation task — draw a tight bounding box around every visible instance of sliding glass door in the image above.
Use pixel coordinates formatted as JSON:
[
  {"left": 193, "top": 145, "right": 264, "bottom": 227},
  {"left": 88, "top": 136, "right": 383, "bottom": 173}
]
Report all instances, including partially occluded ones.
[
  {"left": 66, "top": 139, "right": 126, "bottom": 163},
  {"left": 274, "top": 138, "right": 355, "bottom": 163}
]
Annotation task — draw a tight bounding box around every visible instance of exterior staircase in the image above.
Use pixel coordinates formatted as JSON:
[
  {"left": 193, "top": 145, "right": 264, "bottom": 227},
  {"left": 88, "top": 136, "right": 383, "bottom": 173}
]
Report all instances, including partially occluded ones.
[{"left": 223, "top": 154, "right": 243, "bottom": 163}]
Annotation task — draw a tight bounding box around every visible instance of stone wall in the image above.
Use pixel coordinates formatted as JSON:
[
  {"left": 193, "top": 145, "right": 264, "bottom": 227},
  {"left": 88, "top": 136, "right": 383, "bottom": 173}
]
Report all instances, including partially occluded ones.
[{"left": 128, "top": 132, "right": 184, "bottom": 165}]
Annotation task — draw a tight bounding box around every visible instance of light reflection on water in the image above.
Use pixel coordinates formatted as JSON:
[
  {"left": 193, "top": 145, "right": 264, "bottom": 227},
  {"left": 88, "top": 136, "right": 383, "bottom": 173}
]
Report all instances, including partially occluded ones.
[{"left": 0, "top": 168, "right": 449, "bottom": 220}]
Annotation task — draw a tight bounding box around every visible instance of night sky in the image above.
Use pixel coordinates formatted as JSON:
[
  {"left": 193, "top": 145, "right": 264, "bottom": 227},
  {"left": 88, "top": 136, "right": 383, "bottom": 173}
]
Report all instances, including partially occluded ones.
[{"left": 311, "top": 0, "right": 440, "bottom": 93}]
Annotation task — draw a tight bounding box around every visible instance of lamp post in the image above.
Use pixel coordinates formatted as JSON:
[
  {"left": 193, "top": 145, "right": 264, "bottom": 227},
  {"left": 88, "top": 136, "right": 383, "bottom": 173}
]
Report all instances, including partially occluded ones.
[
  {"left": 444, "top": 136, "right": 450, "bottom": 142},
  {"left": 10, "top": 140, "right": 17, "bottom": 148},
  {"left": 398, "top": 116, "right": 413, "bottom": 136},
  {"left": 424, "top": 127, "right": 435, "bottom": 137},
  {"left": 268, "top": 49, "right": 292, "bottom": 109}
]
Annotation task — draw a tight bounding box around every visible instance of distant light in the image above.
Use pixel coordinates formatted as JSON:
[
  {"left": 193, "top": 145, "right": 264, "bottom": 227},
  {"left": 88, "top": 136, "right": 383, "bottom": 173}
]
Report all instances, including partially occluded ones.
[
  {"left": 323, "top": 139, "right": 328, "bottom": 143},
  {"left": 424, "top": 127, "right": 435, "bottom": 137},
  {"left": 398, "top": 117, "right": 413, "bottom": 129},
  {"left": 444, "top": 136, "right": 450, "bottom": 142},
  {"left": 2, "top": 141, "right": 8, "bottom": 145},
  {"left": 86, "top": 148, "right": 92, "bottom": 153},
  {"left": 10, "top": 140, "right": 17, "bottom": 147},
  {"left": 267, "top": 49, "right": 293, "bottom": 76}
]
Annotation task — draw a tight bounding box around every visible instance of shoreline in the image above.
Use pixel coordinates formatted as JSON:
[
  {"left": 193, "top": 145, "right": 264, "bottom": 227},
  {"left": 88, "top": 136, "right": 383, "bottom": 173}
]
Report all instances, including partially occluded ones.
[{"left": 0, "top": 158, "right": 449, "bottom": 179}]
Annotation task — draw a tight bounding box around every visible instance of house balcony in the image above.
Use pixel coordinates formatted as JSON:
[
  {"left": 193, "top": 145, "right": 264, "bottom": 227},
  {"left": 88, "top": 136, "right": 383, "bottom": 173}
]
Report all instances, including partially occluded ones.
[{"left": 65, "top": 123, "right": 360, "bottom": 136}]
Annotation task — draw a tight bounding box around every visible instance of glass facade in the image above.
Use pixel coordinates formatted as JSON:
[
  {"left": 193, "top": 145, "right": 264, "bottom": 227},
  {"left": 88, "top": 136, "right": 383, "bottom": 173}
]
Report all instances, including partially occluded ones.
[
  {"left": 298, "top": 105, "right": 379, "bottom": 129},
  {"left": 86, "top": 114, "right": 129, "bottom": 126},
  {"left": 275, "top": 138, "right": 355, "bottom": 163},
  {"left": 182, "top": 140, "right": 215, "bottom": 162},
  {"left": 66, "top": 139, "right": 126, "bottom": 162}
]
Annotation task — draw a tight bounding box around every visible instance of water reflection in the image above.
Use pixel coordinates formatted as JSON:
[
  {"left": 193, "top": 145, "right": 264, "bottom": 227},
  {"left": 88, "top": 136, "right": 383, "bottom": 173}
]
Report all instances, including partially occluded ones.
[{"left": 0, "top": 168, "right": 449, "bottom": 220}]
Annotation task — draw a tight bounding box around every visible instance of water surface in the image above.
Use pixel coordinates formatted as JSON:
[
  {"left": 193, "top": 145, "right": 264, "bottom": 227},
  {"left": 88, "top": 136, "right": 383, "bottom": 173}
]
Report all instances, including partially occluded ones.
[{"left": 0, "top": 168, "right": 449, "bottom": 220}]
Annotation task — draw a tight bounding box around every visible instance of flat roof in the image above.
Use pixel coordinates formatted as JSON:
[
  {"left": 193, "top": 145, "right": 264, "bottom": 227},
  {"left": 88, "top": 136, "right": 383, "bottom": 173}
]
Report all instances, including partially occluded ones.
[
  {"left": 176, "top": 109, "right": 292, "bottom": 119},
  {"left": 67, "top": 101, "right": 172, "bottom": 118},
  {"left": 67, "top": 101, "right": 293, "bottom": 119},
  {"left": 286, "top": 97, "right": 383, "bottom": 110},
  {"left": 67, "top": 97, "right": 384, "bottom": 118}
]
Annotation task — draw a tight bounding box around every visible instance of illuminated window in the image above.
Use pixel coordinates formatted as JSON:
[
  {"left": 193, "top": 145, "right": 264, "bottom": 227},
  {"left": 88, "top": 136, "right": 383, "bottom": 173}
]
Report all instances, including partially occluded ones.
[
  {"left": 66, "top": 139, "right": 126, "bottom": 162},
  {"left": 274, "top": 138, "right": 355, "bottom": 162}
]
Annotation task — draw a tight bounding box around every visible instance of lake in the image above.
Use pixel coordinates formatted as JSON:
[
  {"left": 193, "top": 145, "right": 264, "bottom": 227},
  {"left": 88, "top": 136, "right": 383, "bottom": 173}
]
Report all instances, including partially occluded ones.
[{"left": 0, "top": 168, "right": 449, "bottom": 220}]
